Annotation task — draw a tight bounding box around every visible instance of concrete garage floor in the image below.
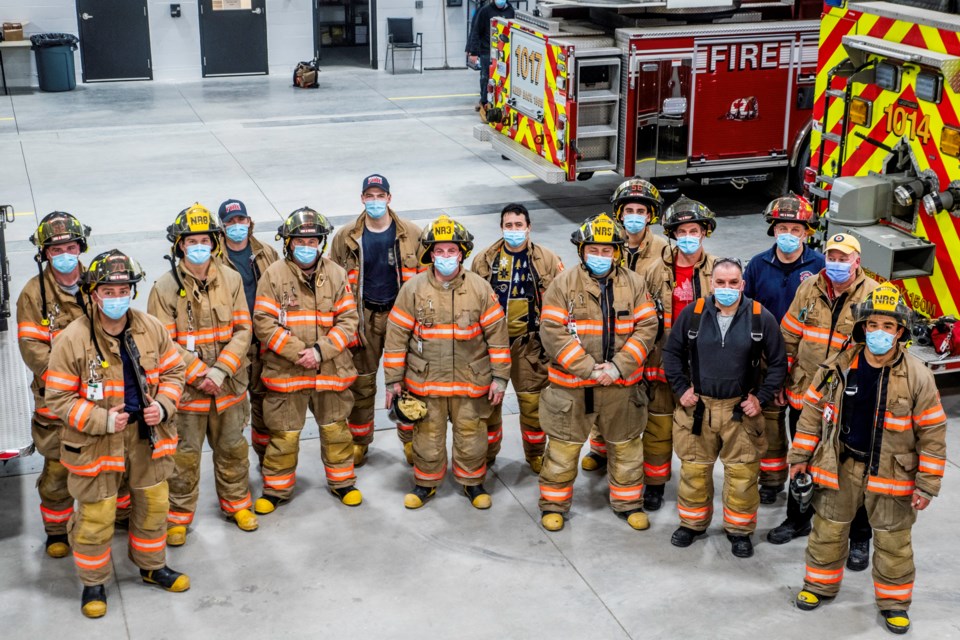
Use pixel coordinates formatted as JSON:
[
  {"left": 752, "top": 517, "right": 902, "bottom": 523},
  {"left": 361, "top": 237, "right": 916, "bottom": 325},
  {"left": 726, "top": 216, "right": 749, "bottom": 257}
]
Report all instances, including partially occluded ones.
[{"left": 0, "top": 68, "right": 958, "bottom": 639}]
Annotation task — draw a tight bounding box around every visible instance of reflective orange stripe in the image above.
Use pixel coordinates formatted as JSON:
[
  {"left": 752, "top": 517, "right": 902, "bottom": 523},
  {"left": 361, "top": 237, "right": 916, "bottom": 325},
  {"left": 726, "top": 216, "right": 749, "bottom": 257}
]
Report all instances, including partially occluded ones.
[
  {"left": 349, "top": 421, "right": 373, "bottom": 437},
  {"left": 115, "top": 494, "right": 131, "bottom": 509},
  {"left": 129, "top": 533, "right": 166, "bottom": 553},
  {"left": 151, "top": 437, "right": 179, "bottom": 459},
  {"left": 167, "top": 510, "right": 194, "bottom": 525},
  {"left": 217, "top": 350, "right": 242, "bottom": 374},
  {"left": 644, "top": 366, "right": 667, "bottom": 384},
  {"left": 548, "top": 366, "right": 642, "bottom": 388},
  {"left": 267, "top": 328, "right": 290, "bottom": 354},
  {"left": 44, "top": 370, "right": 81, "bottom": 392},
  {"left": 539, "top": 485, "right": 573, "bottom": 502},
  {"left": 35, "top": 407, "right": 60, "bottom": 421},
  {"left": 785, "top": 387, "right": 805, "bottom": 410},
  {"left": 414, "top": 466, "right": 447, "bottom": 481},
  {"left": 488, "top": 347, "right": 511, "bottom": 364},
  {"left": 722, "top": 507, "right": 757, "bottom": 526},
  {"left": 68, "top": 399, "right": 95, "bottom": 431},
  {"left": 416, "top": 323, "right": 482, "bottom": 340},
  {"left": 251, "top": 430, "right": 270, "bottom": 446},
  {"left": 609, "top": 483, "right": 643, "bottom": 501},
  {"left": 810, "top": 466, "right": 839, "bottom": 489},
  {"left": 388, "top": 307, "right": 416, "bottom": 329},
  {"left": 74, "top": 548, "right": 111, "bottom": 570},
  {"left": 334, "top": 294, "right": 357, "bottom": 315},
  {"left": 540, "top": 305, "right": 567, "bottom": 325},
  {"left": 159, "top": 348, "right": 181, "bottom": 372},
  {"left": 866, "top": 476, "right": 915, "bottom": 497},
  {"left": 914, "top": 405, "right": 946, "bottom": 427},
  {"left": 18, "top": 322, "right": 51, "bottom": 342},
  {"left": 254, "top": 296, "right": 281, "bottom": 317},
  {"left": 233, "top": 309, "right": 251, "bottom": 326},
  {"left": 215, "top": 393, "right": 247, "bottom": 413},
  {"left": 383, "top": 352, "right": 406, "bottom": 368},
  {"left": 479, "top": 305, "right": 505, "bottom": 327},
  {"left": 263, "top": 472, "right": 296, "bottom": 489},
  {"left": 644, "top": 461, "right": 670, "bottom": 477},
  {"left": 158, "top": 382, "right": 183, "bottom": 405},
  {"left": 219, "top": 493, "right": 253, "bottom": 513},
  {"left": 404, "top": 379, "right": 490, "bottom": 398},
  {"left": 792, "top": 432, "right": 819, "bottom": 452},
  {"left": 185, "top": 358, "right": 208, "bottom": 384},
  {"left": 557, "top": 341, "right": 586, "bottom": 368},
  {"left": 261, "top": 374, "right": 357, "bottom": 393},
  {"left": 677, "top": 505, "right": 710, "bottom": 520},
  {"left": 487, "top": 426, "right": 503, "bottom": 443},
  {"left": 521, "top": 429, "right": 545, "bottom": 444},
  {"left": 805, "top": 565, "right": 843, "bottom": 584},
  {"left": 622, "top": 337, "right": 647, "bottom": 365},
  {"left": 883, "top": 413, "right": 912, "bottom": 431},
  {"left": 40, "top": 505, "right": 73, "bottom": 523},
  {"left": 874, "top": 582, "right": 913, "bottom": 601},
  {"left": 803, "top": 386, "right": 823, "bottom": 405},
  {"left": 760, "top": 458, "right": 788, "bottom": 472},
  {"left": 325, "top": 465, "right": 356, "bottom": 481},
  {"left": 453, "top": 463, "right": 486, "bottom": 479},
  {"left": 918, "top": 455, "right": 945, "bottom": 476},
  {"left": 63, "top": 455, "right": 125, "bottom": 476},
  {"left": 327, "top": 326, "right": 349, "bottom": 352},
  {"left": 588, "top": 438, "right": 607, "bottom": 454},
  {"left": 781, "top": 312, "right": 804, "bottom": 337}
]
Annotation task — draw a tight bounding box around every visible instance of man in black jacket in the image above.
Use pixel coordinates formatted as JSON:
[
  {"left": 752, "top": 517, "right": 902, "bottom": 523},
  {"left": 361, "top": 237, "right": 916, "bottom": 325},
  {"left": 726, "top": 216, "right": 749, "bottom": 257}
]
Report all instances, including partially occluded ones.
[
  {"left": 662, "top": 258, "right": 787, "bottom": 558},
  {"left": 467, "top": 0, "right": 515, "bottom": 112}
]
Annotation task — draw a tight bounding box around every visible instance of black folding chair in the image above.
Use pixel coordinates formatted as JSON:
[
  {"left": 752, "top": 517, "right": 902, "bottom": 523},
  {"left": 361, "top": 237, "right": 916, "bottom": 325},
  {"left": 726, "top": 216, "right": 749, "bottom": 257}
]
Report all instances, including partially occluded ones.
[{"left": 385, "top": 18, "right": 422, "bottom": 74}]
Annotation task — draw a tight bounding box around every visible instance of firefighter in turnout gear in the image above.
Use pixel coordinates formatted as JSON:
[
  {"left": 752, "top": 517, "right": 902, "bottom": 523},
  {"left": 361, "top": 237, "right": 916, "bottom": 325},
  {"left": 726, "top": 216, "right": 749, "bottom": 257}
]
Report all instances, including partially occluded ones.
[
  {"left": 17, "top": 212, "right": 94, "bottom": 558},
  {"left": 383, "top": 215, "right": 511, "bottom": 510},
  {"left": 470, "top": 203, "right": 564, "bottom": 473},
  {"left": 662, "top": 258, "right": 787, "bottom": 558},
  {"left": 537, "top": 213, "right": 658, "bottom": 532},
  {"left": 791, "top": 284, "right": 946, "bottom": 636},
  {"left": 580, "top": 180, "right": 672, "bottom": 508},
  {"left": 770, "top": 233, "right": 879, "bottom": 569},
  {"left": 148, "top": 204, "right": 257, "bottom": 545},
  {"left": 215, "top": 199, "right": 280, "bottom": 466},
  {"left": 584, "top": 196, "right": 718, "bottom": 512},
  {"left": 328, "top": 174, "right": 423, "bottom": 466},
  {"left": 45, "top": 251, "right": 188, "bottom": 618},
  {"left": 743, "top": 195, "right": 824, "bottom": 505},
  {"left": 252, "top": 207, "right": 362, "bottom": 513}
]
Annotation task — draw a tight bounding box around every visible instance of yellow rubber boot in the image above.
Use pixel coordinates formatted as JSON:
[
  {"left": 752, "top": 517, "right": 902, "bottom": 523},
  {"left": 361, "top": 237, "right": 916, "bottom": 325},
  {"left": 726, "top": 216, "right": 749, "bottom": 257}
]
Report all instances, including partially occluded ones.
[
  {"left": 141, "top": 567, "right": 190, "bottom": 592},
  {"left": 541, "top": 512, "right": 564, "bottom": 531},
  {"left": 404, "top": 485, "right": 436, "bottom": 509},
  {"left": 81, "top": 585, "right": 107, "bottom": 619},
  {"left": 796, "top": 590, "right": 826, "bottom": 611},
  {"left": 882, "top": 611, "right": 910, "bottom": 635},
  {"left": 331, "top": 486, "right": 363, "bottom": 507},
  {"left": 353, "top": 444, "right": 368, "bottom": 467},
  {"left": 527, "top": 456, "right": 543, "bottom": 474},
  {"left": 625, "top": 511, "right": 649, "bottom": 531},
  {"left": 403, "top": 441, "right": 414, "bottom": 466},
  {"left": 166, "top": 525, "right": 187, "bottom": 547},
  {"left": 45, "top": 534, "right": 70, "bottom": 558},
  {"left": 233, "top": 509, "right": 259, "bottom": 532},
  {"left": 581, "top": 452, "right": 606, "bottom": 472},
  {"left": 464, "top": 485, "right": 492, "bottom": 510}
]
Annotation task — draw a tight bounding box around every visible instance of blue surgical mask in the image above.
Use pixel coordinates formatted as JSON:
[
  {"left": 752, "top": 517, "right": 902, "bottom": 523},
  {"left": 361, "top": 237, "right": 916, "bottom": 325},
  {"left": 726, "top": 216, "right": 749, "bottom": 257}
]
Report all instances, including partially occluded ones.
[
  {"left": 503, "top": 230, "right": 527, "bottom": 249},
  {"left": 185, "top": 245, "right": 212, "bottom": 265},
  {"left": 676, "top": 236, "right": 701, "bottom": 255},
  {"left": 434, "top": 255, "right": 460, "bottom": 276},
  {"left": 225, "top": 223, "right": 249, "bottom": 243},
  {"left": 714, "top": 288, "right": 741, "bottom": 307},
  {"left": 495, "top": 0, "right": 508, "bottom": 8},
  {"left": 293, "top": 245, "right": 319, "bottom": 265},
  {"left": 865, "top": 329, "right": 896, "bottom": 355},
  {"left": 365, "top": 201, "right": 388, "bottom": 219},
  {"left": 622, "top": 214, "right": 647, "bottom": 235},
  {"left": 51, "top": 253, "right": 79, "bottom": 274},
  {"left": 825, "top": 260, "right": 852, "bottom": 283},
  {"left": 776, "top": 232, "right": 802, "bottom": 254},
  {"left": 585, "top": 254, "right": 613, "bottom": 276},
  {"left": 99, "top": 295, "right": 130, "bottom": 320}
]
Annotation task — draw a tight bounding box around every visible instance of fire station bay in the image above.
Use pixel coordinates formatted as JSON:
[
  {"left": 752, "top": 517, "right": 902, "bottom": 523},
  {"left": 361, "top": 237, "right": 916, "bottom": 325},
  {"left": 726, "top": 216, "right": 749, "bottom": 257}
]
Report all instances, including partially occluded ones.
[{"left": 2, "top": 0, "right": 959, "bottom": 637}]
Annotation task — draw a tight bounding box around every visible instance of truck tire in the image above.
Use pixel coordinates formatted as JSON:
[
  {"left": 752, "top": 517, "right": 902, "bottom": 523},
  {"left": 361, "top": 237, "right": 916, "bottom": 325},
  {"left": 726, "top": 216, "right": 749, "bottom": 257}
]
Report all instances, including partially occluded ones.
[{"left": 790, "top": 143, "right": 810, "bottom": 195}]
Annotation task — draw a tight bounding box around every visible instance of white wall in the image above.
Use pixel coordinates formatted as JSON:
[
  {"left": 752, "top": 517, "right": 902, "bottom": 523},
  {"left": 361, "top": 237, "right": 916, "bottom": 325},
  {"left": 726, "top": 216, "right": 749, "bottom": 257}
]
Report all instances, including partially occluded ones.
[{"left": 0, "top": 0, "right": 467, "bottom": 85}]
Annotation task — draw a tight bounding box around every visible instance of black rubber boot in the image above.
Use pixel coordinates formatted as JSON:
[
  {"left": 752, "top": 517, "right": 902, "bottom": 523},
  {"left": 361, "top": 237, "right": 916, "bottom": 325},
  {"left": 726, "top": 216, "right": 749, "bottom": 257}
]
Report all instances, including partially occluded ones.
[
  {"left": 881, "top": 610, "right": 910, "bottom": 634},
  {"left": 759, "top": 484, "right": 783, "bottom": 505},
  {"left": 81, "top": 585, "right": 107, "bottom": 618},
  {"left": 727, "top": 533, "right": 754, "bottom": 558},
  {"left": 670, "top": 526, "right": 706, "bottom": 548},
  {"left": 643, "top": 484, "right": 664, "bottom": 511},
  {"left": 767, "top": 517, "right": 812, "bottom": 544},
  {"left": 847, "top": 539, "right": 870, "bottom": 572}
]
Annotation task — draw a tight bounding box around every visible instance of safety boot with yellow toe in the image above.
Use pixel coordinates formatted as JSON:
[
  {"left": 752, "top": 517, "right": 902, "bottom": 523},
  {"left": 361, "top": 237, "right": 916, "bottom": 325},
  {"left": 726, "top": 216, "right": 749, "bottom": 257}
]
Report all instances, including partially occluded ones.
[
  {"left": 882, "top": 610, "right": 910, "bottom": 635},
  {"left": 233, "top": 509, "right": 259, "bottom": 532},
  {"left": 403, "top": 441, "right": 414, "bottom": 466},
  {"left": 619, "top": 509, "right": 649, "bottom": 531},
  {"left": 353, "top": 443, "right": 369, "bottom": 467},
  {"left": 464, "top": 484, "right": 492, "bottom": 509},
  {"left": 81, "top": 585, "right": 107, "bottom": 618},
  {"left": 581, "top": 452, "right": 606, "bottom": 472},
  {"left": 254, "top": 495, "right": 283, "bottom": 515},
  {"left": 45, "top": 534, "right": 70, "bottom": 558},
  {"left": 141, "top": 566, "right": 190, "bottom": 592},
  {"left": 541, "top": 512, "right": 565, "bottom": 531},
  {"left": 526, "top": 456, "right": 543, "bottom": 474},
  {"left": 166, "top": 525, "right": 187, "bottom": 547},
  {"left": 796, "top": 590, "right": 831, "bottom": 611},
  {"left": 331, "top": 486, "right": 363, "bottom": 507},
  {"left": 404, "top": 484, "right": 436, "bottom": 509}
]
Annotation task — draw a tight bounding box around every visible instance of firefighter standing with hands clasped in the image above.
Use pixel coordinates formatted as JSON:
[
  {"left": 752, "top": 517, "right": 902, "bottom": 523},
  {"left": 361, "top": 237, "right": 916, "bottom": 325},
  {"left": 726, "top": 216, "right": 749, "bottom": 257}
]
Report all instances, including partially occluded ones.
[
  {"left": 537, "top": 213, "right": 658, "bottom": 532},
  {"left": 791, "top": 284, "right": 946, "bottom": 635}
]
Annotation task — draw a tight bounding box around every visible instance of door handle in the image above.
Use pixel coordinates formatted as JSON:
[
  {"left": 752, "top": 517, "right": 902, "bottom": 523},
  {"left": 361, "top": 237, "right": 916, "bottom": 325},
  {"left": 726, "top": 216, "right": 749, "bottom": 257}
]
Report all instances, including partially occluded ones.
[
  {"left": 251, "top": 7, "right": 262, "bottom": 13},
  {"left": 81, "top": 12, "right": 93, "bottom": 20}
]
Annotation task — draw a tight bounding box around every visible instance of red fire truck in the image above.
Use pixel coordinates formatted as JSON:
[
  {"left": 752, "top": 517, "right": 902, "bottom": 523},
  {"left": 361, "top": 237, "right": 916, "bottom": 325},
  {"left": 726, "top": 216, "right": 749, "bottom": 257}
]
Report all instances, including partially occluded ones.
[{"left": 474, "top": 0, "right": 822, "bottom": 188}]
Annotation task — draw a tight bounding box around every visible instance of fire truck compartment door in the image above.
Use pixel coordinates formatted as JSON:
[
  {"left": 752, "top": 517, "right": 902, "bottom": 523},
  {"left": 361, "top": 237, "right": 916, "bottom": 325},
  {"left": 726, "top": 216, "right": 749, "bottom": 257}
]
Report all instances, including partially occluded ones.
[
  {"left": 509, "top": 29, "right": 549, "bottom": 122},
  {"left": 574, "top": 56, "right": 621, "bottom": 172},
  {"left": 635, "top": 57, "right": 692, "bottom": 178}
]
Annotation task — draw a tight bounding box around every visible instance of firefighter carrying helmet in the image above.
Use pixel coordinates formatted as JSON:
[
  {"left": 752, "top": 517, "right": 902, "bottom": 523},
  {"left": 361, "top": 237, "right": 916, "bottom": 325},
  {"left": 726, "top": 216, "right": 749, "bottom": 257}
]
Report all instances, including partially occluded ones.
[
  {"left": 611, "top": 179, "right": 664, "bottom": 224},
  {"left": 764, "top": 194, "right": 819, "bottom": 236},
  {"left": 851, "top": 283, "right": 913, "bottom": 343},
  {"left": 570, "top": 213, "right": 625, "bottom": 261},
  {"left": 81, "top": 250, "right": 145, "bottom": 296},
  {"left": 418, "top": 214, "right": 474, "bottom": 265},
  {"left": 166, "top": 203, "right": 222, "bottom": 258},
  {"left": 662, "top": 196, "right": 717, "bottom": 238},
  {"left": 388, "top": 391, "right": 428, "bottom": 426},
  {"left": 277, "top": 207, "right": 334, "bottom": 255},
  {"left": 30, "top": 211, "right": 91, "bottom": 258}
]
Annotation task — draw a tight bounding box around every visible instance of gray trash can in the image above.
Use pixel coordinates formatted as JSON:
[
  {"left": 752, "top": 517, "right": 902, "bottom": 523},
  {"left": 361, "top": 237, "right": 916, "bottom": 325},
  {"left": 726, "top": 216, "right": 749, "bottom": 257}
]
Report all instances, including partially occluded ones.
[{"left": 30, "top": 34, "right": 79, "bottom": 92}]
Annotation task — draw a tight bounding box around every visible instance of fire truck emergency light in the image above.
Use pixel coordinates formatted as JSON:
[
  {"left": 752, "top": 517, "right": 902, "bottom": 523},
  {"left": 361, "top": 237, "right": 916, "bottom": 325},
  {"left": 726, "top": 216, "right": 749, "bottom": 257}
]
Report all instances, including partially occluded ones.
[
  {"left": 940, "top": 126, "right": 960, "bottom": 158},
  {"left": 875, "top": 62, "right": 901, "bottom": 93},
  {"left": 916, "top": 71, "right": 943, "bottom": 104},
  {"left": 850, "top": 97, "right": 872, "bottom": 127}
]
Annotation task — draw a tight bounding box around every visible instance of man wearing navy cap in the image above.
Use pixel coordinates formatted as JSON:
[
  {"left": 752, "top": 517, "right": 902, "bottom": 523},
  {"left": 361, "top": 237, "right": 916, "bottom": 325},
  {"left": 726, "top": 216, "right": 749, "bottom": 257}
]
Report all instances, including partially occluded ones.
[
  {"left": 329, "top": 175, "right": 424, "bottom": 466},
  {"left": 217, "top": 199, "right": 280, "bottom": 464}
]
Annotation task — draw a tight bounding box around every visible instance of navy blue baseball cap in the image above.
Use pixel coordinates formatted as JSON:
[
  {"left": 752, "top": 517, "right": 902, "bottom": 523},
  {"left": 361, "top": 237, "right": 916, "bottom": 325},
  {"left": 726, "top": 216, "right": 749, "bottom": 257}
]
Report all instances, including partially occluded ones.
[
  {"left": 362, "top": 174, "right": 390, "bottom": 194},
  {"left": 218, "top": 199, "right": 248, "bottom": 222}
]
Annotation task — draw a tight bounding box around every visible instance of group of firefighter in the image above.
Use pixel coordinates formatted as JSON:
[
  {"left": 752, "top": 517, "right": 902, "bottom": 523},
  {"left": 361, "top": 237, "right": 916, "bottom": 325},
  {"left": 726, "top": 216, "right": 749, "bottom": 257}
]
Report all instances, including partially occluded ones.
[{"left": 17, "top": 173, "right": 946, "bottom": 634}]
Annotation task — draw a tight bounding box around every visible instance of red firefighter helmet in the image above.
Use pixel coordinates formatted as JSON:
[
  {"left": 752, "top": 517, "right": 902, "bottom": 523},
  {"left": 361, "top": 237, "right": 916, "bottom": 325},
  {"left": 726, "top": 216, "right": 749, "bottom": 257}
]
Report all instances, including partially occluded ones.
[{"left": 763, "top": 194, "right": 819, "bottom": 236}]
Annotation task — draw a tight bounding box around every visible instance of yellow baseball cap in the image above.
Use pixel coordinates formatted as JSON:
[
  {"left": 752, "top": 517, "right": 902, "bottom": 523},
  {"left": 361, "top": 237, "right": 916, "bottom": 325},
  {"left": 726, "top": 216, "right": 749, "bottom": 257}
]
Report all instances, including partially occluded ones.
[{"left": 825, "top": 232, "right": 861, "bottom": 254}]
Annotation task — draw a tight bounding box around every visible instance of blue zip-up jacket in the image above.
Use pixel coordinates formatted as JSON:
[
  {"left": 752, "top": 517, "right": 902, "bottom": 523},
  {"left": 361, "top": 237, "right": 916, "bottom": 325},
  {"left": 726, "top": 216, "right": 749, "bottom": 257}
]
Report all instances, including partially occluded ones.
[{"left": 743, "top": 245, "right": 824, "bottom": 323}]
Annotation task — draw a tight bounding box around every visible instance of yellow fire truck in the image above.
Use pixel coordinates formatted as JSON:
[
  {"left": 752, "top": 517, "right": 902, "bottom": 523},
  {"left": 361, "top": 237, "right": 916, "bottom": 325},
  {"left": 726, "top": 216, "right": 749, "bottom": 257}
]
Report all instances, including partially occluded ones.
[{"left": 806, "top": 0, "right": 960, "bottom": 371}]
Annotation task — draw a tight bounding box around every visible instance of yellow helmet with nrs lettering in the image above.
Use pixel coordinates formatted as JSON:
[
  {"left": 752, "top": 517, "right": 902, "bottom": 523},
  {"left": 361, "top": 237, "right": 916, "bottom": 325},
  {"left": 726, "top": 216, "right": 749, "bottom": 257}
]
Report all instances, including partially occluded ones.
[
  {"left": 851, "top": 283, "right": 913, "bottom": 343},
  {"left": 570, "top": 213, "right": 625, "bottom": 262},
  {"left": 418, "top": 214, "right": 474, "bottom": 264},
  {"left": 166, "top": 203, "right": 222, "bottom": 258}
]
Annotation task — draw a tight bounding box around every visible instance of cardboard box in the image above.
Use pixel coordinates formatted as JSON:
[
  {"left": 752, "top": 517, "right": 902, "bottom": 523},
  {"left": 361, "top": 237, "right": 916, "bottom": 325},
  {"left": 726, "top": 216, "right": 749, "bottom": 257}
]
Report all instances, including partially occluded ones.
[{"left": 3, "top": 22, "right": 24, "bottom": 41}]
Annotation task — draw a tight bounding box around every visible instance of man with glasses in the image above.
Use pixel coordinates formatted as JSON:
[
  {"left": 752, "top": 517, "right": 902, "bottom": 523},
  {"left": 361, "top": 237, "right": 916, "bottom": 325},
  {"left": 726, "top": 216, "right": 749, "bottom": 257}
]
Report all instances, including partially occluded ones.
[{"left": 662, "top": 257, "right": 787, "bottom": 558}]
